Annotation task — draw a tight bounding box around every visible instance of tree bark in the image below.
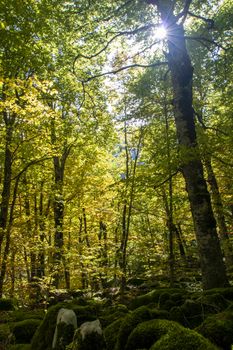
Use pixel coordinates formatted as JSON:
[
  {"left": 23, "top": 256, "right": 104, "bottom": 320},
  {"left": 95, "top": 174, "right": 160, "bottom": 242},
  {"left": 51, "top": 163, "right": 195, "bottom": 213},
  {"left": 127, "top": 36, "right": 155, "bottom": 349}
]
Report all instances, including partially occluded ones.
[
  {"left": 154, "top": 0, "right": 229, "bottom": 289},
  {"left": 205, "top": 157, "right": 233, "bottom": 269}
]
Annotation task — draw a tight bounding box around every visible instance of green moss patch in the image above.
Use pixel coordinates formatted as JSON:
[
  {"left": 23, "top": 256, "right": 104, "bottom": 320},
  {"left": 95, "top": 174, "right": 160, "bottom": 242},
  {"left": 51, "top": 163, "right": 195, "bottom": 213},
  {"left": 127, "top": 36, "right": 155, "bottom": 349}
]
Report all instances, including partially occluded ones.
[
  {"left": 115, "top": 306, "right": 152, "bottom": 350},
  {"left": 196, "top": 310, "right": 233, "bottom": 349},
  {"left": 104, "top": 318, "right": 124, "bottom": 350},
  {"left": 203, "top": 287, "right": 233, "bottom": 301},
  {"left": 129, "top": 288, "right": 186, "bottom": 310},
  {"left": 11, "top": 318, "right": 41, "bottom": 344},
  {"left": 150, "top": 327, "right": 218, "bottom": 350},
  {"left": 8, "top": 345, "right": 31, "bottom": 350},
  {"left": 125, "top": 319, "right": 180, "bottom": 350}
]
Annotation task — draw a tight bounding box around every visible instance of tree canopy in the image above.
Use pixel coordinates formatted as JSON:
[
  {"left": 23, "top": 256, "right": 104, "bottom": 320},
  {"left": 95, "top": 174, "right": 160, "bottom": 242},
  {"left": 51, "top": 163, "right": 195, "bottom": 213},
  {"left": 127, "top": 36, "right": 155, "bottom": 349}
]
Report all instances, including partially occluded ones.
[{"left": 0, "top": 0, "right": 233, "bottom": 301}]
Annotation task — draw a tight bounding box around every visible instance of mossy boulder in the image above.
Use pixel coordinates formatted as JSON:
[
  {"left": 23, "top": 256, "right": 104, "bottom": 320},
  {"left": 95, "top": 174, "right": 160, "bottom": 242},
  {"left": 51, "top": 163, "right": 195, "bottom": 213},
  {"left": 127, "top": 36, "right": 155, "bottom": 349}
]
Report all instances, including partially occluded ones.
[
  {"left": 203, "top": 287, "right": 233, "bottom": 302},
  {"left": 115, "top": 306, "right": 152, "bottom": 350},
  {"left": 54, "top": 322, "right": 76, "bottom": 350},
  {"left": 11, "top": 318, "right": 41, "bottom": 344},
  {"left": 100, "top": 304, "right": 128, "bottom": 327},
  {"left": 104, "top": 318, "right": 124, "bottom": 350},
  {"left": 170, "top": 299, "right": 204, "bottom": 328},
  {"left": 31, "top": 301, "right": 99, "bottom": 350},
  {"left": 0, "top": 323, "right": 11, "bottom": 348},
  {"left": 69, "top": 320, "right": 105, "bottom": 350},
  {"left": 150, "top": 326, "right": 218, "bottom": 350},
  {"left": 125, "top": 319, "right": 180, "bottom": 350},
  {"left": 196, "top": 309, "right": 233, "bottom": 349},
  {"left": 196, "top": 293, "right": 230, "bottom": 313},
  {"left": 129, "top": 288, "right": 186, "bottom": 310}
]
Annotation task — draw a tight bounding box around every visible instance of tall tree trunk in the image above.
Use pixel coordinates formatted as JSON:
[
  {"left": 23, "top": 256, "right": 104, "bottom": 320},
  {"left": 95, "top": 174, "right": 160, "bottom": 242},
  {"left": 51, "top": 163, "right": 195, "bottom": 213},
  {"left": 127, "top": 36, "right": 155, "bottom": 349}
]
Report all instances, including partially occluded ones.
[
  {"left": 205, "top": 157, "right": 233, "bottom": 269},
  {"left": 153, "top": 0, "right": 229, "bottom": 289},
  {"left": 53, "top": 155, "right": 65, "bottom": 288},
  {"left": 0, "top": 112, "right": 15, "bottom": 254},
  {"left": 0, "top": 176, "right": 19, "bottom": 297}
]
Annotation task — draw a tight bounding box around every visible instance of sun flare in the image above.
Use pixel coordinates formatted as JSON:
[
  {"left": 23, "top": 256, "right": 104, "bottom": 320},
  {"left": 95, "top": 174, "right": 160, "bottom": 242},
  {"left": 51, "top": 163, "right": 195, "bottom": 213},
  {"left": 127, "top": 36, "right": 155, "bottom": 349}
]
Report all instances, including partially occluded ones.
[{"left": 154, "top": 25, "right": 167, "bottom": 40}]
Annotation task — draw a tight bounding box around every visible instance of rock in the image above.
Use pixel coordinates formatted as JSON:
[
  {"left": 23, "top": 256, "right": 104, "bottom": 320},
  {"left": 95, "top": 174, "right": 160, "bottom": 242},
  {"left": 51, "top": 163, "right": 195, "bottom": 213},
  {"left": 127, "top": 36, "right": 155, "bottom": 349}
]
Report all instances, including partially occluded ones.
[
  {"left": 52, "top": 308, "right": 77, "bottom": 349},
  {"left": 70, "top": 319, "right": 105, "bottom": 350}
]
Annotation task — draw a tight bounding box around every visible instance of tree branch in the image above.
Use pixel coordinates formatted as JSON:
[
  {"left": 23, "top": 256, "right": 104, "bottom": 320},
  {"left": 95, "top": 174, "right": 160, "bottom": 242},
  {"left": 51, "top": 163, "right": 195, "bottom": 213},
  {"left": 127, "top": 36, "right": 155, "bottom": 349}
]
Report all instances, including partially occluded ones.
[
  {"left": 176, "top": 0, "right": 193, "bottom": 24},
  {"left": 187, "top": 11, "right": 214, "bottom": 28},
  {"left": 77, "top": 62, "right": 168, "bottom": 83},
  {"left": 73, "top": 24, "right": 154, "bottom": 65},
  {"left": 185, "top": 36, "right": 228, "bottom": 51}
]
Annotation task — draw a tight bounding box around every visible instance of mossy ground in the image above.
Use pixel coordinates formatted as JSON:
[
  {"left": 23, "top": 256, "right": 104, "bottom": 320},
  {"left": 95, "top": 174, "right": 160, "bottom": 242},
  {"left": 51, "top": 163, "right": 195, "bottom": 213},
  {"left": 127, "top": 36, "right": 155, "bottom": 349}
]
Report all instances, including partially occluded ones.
[{"left": 3, "top": 286, "right": 233, "bottom": 350}]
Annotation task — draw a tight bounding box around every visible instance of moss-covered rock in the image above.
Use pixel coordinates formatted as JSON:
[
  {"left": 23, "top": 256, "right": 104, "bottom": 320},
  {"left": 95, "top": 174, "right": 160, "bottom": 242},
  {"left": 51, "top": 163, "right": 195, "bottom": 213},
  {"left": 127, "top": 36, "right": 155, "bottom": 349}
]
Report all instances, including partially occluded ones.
[
  {"left": 150, "top": 327, "right": 218, "bottom": 350},
  {"left": 54, "top": 322, "right": 76, "bottom": 350},
  {"left": 70, "top": 320, "right": 105, "bottom": 350},
  {"left": 11, "top": 318, "right": 41, "bottom": 344},
  {"left": 100, "top": 304, "right": 128, "bottom": 327},
  {"left": 196, "top": 294, "right": 230, "bottom": 313},
  {"left": 170, "top": 300, "right": 204, "bottom": 328},
  {"left": 115, "top": 306, "right": 152, "bottom": 350},
  {"left": 125, "top": 319, "right": 180, "bottom": 350},
  {"left": 196, "top": 309, "right": 233, "bottom": 349},
  {"left": 203, "top": 287, "right": 233, "bottom": 301},
  {"left": 129, "top": 288, "right": 186, "bottom": 310},
  {"left": 0, "top": 323, "right": 11, "bottom": 348},
  {"left": 104, "top": 318, "right": 124, "bottom": 350},
  {"left": 31, "top": 302, "right": 100, "bottom": 350}
]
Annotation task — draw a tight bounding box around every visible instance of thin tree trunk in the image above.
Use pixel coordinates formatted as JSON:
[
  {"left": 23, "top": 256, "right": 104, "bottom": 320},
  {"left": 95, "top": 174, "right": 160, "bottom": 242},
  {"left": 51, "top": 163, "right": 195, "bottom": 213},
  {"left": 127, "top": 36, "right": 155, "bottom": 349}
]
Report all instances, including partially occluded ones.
[
  {"left": 0, "top": 176, "right": 19, "bottom": 297},
  {"left": 0, "top": 111, "right": 15, "bottom": 254},
  {"left": 153, "top": 0, "right": 229, "bottom": 289},
  {"left": 205, "top": 157, "right": 233, "bottom": 269}
]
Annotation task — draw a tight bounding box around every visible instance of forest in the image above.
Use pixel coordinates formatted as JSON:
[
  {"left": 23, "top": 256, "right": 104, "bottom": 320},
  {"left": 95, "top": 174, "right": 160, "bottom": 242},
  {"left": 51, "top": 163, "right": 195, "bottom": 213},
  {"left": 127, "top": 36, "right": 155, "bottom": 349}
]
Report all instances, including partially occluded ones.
[{"left": 0, "top": 0, "right": 233, "bottom": 349}]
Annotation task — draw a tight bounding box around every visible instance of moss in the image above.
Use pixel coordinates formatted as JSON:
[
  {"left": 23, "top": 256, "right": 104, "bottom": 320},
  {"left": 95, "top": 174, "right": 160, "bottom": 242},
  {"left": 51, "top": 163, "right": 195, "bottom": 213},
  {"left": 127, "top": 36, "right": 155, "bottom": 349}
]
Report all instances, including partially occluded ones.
[
  {"left": 100, "top": 304, "right": 128, "bottom": 327},
  {"left": 8, "top": 345, "right": 31, "bottom": 350},
  {"left": 104, "top": 318, "right": 124, "bottom": 350},
  {"left": 54, "top": 322, "right": 75, "bottom": 350},
  {"left": 170, "top": 300, "right": 204, "bottom": 328},
  {"left": 31, "top": 302, "right": 100, "bottom": 350},
  {"left": 125, "top": 319, "right": 180, "bottom": 350},
  {"left": 0, "top": 298, "right": 16, "bottom": 311},
  {"left": 129, "top": 288, "right": 186, "bottom": 310},
  {"left": 196, "top": 310, "right": 233, "bottom": 349},
  {"left": 150, "top": 309, "right": 169, "bottom": 320},
  {"left": 196, "top": 293, "right": 230, "bottom": 313},
  {"left": 11, "top": 318, "right": 41, "bottom": 344},
  {"left": 115, "top": 306, "right": 152, "bottom": 350},
  {"left": 71, "top": 328, "right": 106, "bottom": 350},
  {"left": 0, "top": 323, "right": 11, "bottom": 348},
  {"left": 150, "top": 327, "right": 218, "bottom": 350},
  {"left": 203, "top": 287, "right": 233, "bottom": 301}
]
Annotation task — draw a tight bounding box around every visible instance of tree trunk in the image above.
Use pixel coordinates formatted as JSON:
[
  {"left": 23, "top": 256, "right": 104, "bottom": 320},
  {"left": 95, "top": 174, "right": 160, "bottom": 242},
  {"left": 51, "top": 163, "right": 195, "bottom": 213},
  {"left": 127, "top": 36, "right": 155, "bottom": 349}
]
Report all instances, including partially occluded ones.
[
  {"left": 205, "top": 157, "right": 233, "bottom": 269},
  {"left": 0, "top": 112, "right": 15, "bottom": 254},
  {"left": 155, "top": 1, "right": 229, "bottom": 289}
]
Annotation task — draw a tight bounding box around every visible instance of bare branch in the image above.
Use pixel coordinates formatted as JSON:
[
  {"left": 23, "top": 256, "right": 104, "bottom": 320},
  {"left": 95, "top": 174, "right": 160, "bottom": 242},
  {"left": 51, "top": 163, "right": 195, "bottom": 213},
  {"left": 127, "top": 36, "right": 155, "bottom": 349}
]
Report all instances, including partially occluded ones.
[
  {"left": 187, "top": 11, "right": 214, "bottom": 28},
  {"left": 176, "top": 0, "right": 193, "bottom": 24},
  {"left": 185, "top": 36, "right": 228, "bottom": 51},
  {"left": 73, "top": 24, "right": 154, "bottom": 64},
  {"left": 77, "top": 62, "right": 168, "bottom": 83}
]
